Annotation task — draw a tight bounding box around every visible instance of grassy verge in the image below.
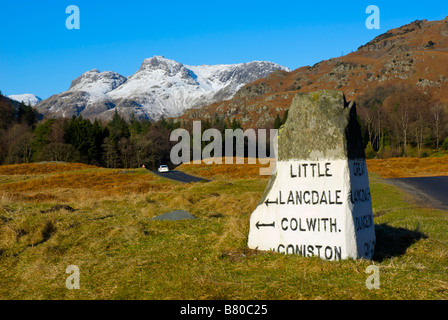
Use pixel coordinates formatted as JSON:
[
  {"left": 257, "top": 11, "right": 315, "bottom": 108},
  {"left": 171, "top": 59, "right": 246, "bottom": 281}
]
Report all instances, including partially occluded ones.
[{"left": 0, "top": 162, "right": 447, "bottom": 299}]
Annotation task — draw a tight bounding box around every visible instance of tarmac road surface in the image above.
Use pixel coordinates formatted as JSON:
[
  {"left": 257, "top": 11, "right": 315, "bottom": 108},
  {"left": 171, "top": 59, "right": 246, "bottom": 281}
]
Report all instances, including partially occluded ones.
[
  {"left": 150, "top": 170, "right": 209, "bottom": 183},
  {"left": 386, "top": 176, "right": 448, "bottom": 211}
]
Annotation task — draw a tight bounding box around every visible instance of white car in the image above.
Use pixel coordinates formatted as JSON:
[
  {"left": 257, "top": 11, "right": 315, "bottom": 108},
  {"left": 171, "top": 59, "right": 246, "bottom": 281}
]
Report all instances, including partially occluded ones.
[{"left": 158, "top": 165, "right": 169, "bottom": 173}]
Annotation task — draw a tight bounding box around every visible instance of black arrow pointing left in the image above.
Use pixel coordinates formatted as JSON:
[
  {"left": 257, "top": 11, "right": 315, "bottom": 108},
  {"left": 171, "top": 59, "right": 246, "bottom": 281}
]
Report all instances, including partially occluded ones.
[
  {"left": 264, "top": 198, "right": 278, "bottom": 206},
  {"left": 256, "top": 221, "right": 275, "bottom": 229}
]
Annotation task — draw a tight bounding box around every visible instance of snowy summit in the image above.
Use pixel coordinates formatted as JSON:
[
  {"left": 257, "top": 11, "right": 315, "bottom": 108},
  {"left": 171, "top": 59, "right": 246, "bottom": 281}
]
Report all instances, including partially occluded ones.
[
  {"left": 35, "top": 56, "right": 291, "bottom": 121},
  {"left": 8, "top": 94, "right": 42, "bottom": 106}
]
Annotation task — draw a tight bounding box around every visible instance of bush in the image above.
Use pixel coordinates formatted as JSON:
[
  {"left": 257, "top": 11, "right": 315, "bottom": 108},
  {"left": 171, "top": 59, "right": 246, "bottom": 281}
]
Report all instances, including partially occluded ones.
[
  {"left": 442, "top": 137, "right": 448, "bottom": 151},
  {"left": 421, "top": 148, "right": 431, "bottom": 158},
  {"left": 378, "top": 145, "right": 401, "bottom": 159},
  {"left": 404, "top": 145, "right": 417, "bottom": 157},
  {"left": 365, "top": 142, "right": 376, "bottom": 159}
]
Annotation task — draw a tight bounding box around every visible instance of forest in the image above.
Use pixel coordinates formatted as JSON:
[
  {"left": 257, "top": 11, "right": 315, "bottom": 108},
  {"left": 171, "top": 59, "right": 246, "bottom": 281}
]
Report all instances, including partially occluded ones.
[
  {"left": 356, "top": 84, "right": 448, "bottom": 158},
  {"left": 0, "top": 83, "right": 447, "bottom": 169},
  {"left": 0, "top": 93, "right": 248, "bottom": 170}
]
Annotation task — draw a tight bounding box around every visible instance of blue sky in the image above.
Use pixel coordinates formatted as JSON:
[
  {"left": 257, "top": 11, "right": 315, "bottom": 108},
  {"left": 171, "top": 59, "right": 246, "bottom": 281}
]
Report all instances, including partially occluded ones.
[{"left": 0, "top": 0, "right": 447, "bottom": 99}]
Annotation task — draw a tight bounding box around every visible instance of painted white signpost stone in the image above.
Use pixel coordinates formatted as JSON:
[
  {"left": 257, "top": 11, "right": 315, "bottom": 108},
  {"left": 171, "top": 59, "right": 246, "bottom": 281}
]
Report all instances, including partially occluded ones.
[{"left": 248, "top": 90, "right": 376, "bottom": 261}]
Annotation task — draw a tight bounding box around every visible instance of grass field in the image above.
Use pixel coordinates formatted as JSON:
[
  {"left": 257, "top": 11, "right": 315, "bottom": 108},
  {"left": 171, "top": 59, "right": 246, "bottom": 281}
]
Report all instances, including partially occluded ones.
[{"left": 0, "top": 158, "right": 447, "bottom": 300}]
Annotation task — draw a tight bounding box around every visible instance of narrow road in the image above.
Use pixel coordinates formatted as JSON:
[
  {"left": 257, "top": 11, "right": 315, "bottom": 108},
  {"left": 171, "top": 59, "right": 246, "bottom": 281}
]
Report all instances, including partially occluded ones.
[
  {"left": 386, "top": 176, "right": 448, "bottom": 211},
  {"left": 150, "top": 170, "right": 209, "bottom": 183}
]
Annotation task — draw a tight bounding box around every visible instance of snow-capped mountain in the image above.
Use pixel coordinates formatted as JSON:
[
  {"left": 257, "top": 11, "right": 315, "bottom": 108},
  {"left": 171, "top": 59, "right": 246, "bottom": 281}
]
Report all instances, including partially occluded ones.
[
  {"left": 35, "top": 56, "right": 290, "bottom": 121},
  {"left": 8, "top": 94, "right": 42, "bottom": 106},
  {"left": 69, "top": 69, "right": 127, "bottom": 101}
]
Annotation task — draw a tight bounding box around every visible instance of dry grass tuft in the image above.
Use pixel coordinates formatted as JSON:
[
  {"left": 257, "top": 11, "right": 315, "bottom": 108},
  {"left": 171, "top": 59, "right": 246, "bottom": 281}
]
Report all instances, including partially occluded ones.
[
  {"left": 24, "top": 170, "right": 152, "bottom": 192},
  {"left": 7, "top": 192, "right": 60, "bottom": 202},
  {"left": 0, "top": 160, "right": 447, "bottom": 299},
  {"left": 0, "top": 166, "right": 173, "bottom": 202},
  {"left": 366, "top": 155, "right": 448, "bottom": 178},
  {"left": 0, "top": 163, "right": 97, "bottom": 175},
  {"left": 177, "top": 157, "right": 273, "bottom": 179},
  {"left": 177, "top": 156, "right": 448, "bottom": 179}
]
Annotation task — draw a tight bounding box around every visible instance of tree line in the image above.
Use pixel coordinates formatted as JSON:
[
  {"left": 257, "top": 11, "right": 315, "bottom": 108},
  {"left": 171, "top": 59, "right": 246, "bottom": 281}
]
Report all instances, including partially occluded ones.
[
  {"left": 1, "top": 84, "right": 447, "bottom": 169},
  {"left": 356, "top": 84, "right": 448, "bottom": 158},
  {"left": 0, "top": 95, "right": 252, "bottom": 169}
]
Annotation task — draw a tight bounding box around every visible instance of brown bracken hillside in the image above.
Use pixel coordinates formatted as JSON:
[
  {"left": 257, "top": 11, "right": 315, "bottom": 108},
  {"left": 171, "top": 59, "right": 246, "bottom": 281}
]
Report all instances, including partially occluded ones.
[{"left": 178, "top": 18, "right": 448, "bottom": 129}]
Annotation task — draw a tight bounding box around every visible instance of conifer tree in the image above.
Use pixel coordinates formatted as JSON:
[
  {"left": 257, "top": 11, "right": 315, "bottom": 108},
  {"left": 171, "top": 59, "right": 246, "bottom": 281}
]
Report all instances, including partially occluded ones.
[{"left": 274, "top": 114, "right": 282, "bottom": 129}]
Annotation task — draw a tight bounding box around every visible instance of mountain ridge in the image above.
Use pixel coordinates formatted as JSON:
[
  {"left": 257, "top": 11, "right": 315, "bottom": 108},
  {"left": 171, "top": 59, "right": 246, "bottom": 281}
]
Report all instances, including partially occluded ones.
[{"left": 35, "top": 56, "right": 290, "bottom": 121}]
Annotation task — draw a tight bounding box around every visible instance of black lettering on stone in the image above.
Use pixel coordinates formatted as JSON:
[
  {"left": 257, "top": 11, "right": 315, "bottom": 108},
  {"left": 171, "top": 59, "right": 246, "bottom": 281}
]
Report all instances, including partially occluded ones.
[
  {"left": 328, "top": 191, "right": 335, "bottom": 205},
  {"left": 353, "top": 161, "right": 366, "bottom": 177},
  {"left": 312, "top": 191, "right": 319, "bottom": 204},
  {"left": 320, "top": 191, "right": 328, "bottom": 204},
  {"left": 321, "top": 218, "right": 328, "bottom": 231},
  {"left": 302, "top": 164, "right": 308, "bottom": 177},
  {"left": 318, "top": 163, "right": 325, "bottom": 177},
  {"left": 325, "top": 246, "right": 333, "bottom": 260},
  {"left": 290, "top": 164, "right": 297, "bottom": 178},
  {"left": 296, "top": 191, "right": 302, "bottom": 205},
  {"left": 296, "top": 244, "right": 305, "bottom": 256},
  {"left": 307, "top": 245, "right": 314, "bottom": 257},
  {"left": 290, "top": 218, "right": 298, "bottom": 231},
  {"left": 334, "top": 246, "right": 342, "bottom": 260},
  {"left": 287, "top": 191, "right": 295, "bottom": 204},
  {"left": 310, "top": 163, "right": 316, "bottom": 177},
  {"left": 281, "top": 218, "right": 288, "bottom": 231},
  {"left": 304, "top": 191, "right": 311, "bottom": 204},
  {"left": 349, "top": 187, "right": 371, "bottom": 204},
  {"left": 279, "top": 191, "right": 285, "bottom": 204},
  {"left": 286, "top": 244, "right": 295, "bottom": 255},
  {"left": 275, "top": 244, "right": 342, "bottom": 260},
  {"left": 325, "top": 163, "right": 332, "bottom": 177},
  {"left": 281, "top": 218, "right": 339, "bottom": 233},
  {"left": 299, "top": 218, "right": 306, "bottom": 232},
  {"left": 315, "top": 245, "right": 322, "bottom": 257},
  {"left": 335, "top": 190, "right": 343, "bottom": 205},
  {"left": 355, "top": 214, "right": 373, "bottom": 231},
  {"left": 330, "top": 218, "right": 338, "bottom": 233},
  {"left": 278, "top": 190, "right": 343, "bottom": 206},
  {"left": 278, "top": 244, "right": 285, "bottom": 253},
  {"left": 290, "top": 163, "right": 333, "bottom": 178},
  {"left": 306, "top": 218, "right": 317, "bottom": 231},
  {"left": 364, "top": 240, "right": 375, "bottom": 257}
]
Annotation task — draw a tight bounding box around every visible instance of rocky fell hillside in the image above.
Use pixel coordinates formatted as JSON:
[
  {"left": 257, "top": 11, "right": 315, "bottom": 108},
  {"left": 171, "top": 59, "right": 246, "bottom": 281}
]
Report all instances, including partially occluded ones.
[{"left": 179, "top": 18, "right": 448, "bottom": 128}]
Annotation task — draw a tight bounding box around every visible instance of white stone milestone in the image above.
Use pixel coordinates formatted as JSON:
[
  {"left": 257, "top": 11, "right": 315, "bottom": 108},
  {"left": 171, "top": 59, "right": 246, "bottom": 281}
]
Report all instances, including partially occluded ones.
[{"left": 248, "top": 90, "right": 376, "bottom": 261}]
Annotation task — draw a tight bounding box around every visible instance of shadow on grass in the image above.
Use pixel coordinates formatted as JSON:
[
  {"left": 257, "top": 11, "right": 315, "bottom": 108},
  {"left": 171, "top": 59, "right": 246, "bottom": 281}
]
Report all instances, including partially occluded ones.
[
  {"left": 373, "top": 223, "right": 427, "bottom": 262},
  {"left": 10, "top": 221, "right": 57, "bottom": 258}
]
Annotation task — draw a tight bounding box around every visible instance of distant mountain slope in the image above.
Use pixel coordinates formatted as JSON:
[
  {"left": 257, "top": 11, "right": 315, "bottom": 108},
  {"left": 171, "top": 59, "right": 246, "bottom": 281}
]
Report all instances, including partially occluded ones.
[
  {"left": 179, "top": 18, "right": 448, "bottom": 128},
  {"left": 8, "top": 94, "right": 42, "bottom": 106},
  {"left": 35, "top": 56, "right": 290, "bottom": 121}
]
